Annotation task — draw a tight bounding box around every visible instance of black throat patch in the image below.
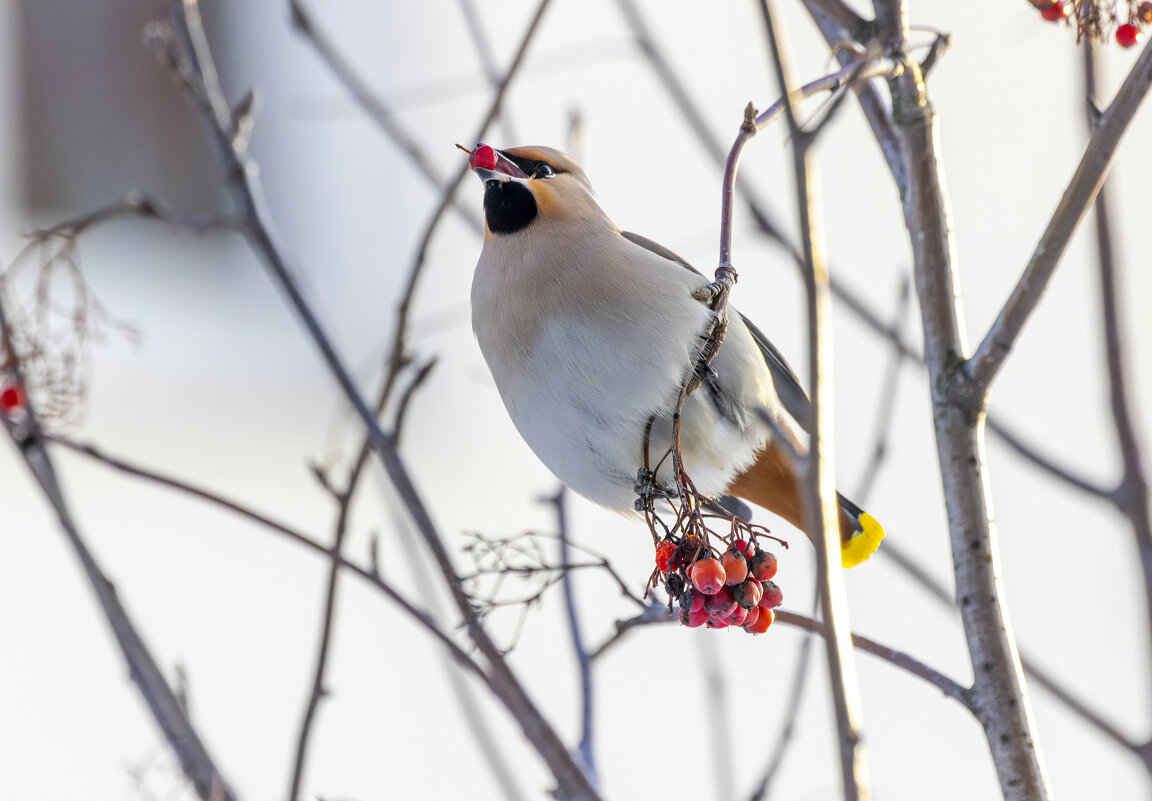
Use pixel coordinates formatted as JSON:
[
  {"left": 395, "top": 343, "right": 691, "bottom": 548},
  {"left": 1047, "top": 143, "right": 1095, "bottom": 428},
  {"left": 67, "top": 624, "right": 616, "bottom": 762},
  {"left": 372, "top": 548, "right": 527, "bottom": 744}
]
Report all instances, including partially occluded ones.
[{"left": 484, "top": 180, "right": 537, "bottom": 234}]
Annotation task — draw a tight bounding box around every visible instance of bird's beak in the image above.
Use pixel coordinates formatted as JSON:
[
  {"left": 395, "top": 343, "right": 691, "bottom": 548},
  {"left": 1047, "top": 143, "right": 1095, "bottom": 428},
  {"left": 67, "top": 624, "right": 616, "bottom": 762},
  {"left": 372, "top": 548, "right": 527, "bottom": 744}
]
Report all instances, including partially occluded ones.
[{"left": 466, "top": 143, "right": 529, "bottom": 184}]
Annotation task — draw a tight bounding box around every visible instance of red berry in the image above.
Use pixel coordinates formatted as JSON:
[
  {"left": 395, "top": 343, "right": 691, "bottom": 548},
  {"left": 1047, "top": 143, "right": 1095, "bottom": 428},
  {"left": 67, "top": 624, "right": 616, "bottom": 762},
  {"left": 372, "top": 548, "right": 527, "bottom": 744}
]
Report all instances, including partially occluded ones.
[
  {"left": 749, "top": 550, "right": 778, "bottom": 581},
  {"left": 655, "top": 540, "right": 678, "bottom": 573},
  {"left": 744, "top": 608, "right": 775, "bottom": 634},
  {"left": 733, "top": 578, "right": 763, "bottom": 609},
  {"left": 731, "top": 538, "right": 753, "bottom": 556},
  {"left": 1117, "top": 23, "right": 1143, "bottom": 48},
  {"left": 703, "top": 585, "right": 737, "bottom": 619},
  {"left": 721, "top": 549, "right": 749, "bottom": 586},
  {"left": 682, "top": 605, "right": 709, "bottom": 628},
  {"left": 743, "top": 606, "right": 761, "bottom": 629},
  {"left": 679, "top": 589, "right": 705, "bottom": 614},
  {"left": 1040, "top": 2, "right": 1069, "bottom": 21},
  {"left": 725, "top": 605, "right": 749, "bottom": 626},
  {"left": 470, "top": 144, "right": 498, "bottom": 170},
  {"left": 1140, "top": 2, "right": 1152, "bottom": 24},
  {"left": 689, "top": 557, "right": 726, "bottom": 595},
  {"left": 759, "top": 580, "right": 784, "bottom": 610},
  {"left": 0, "top": 384, "right": 25, "bottom": 414},
  {"left": 706, "top": 617, "right": 729, "bottom": 629}
]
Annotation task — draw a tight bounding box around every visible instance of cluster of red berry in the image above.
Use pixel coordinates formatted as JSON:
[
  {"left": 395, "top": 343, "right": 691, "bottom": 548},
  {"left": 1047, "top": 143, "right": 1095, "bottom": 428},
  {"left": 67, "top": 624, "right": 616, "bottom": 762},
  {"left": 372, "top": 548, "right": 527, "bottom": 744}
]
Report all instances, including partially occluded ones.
[
  {"left": 0, "top": 381, "right": 25, "bottom": 416},
  {"left": 1031, "top": 0, "right": 1152, "bottom": 47},
  {"left": 654, "top": 536, "right": 784, "bottom": 634}
]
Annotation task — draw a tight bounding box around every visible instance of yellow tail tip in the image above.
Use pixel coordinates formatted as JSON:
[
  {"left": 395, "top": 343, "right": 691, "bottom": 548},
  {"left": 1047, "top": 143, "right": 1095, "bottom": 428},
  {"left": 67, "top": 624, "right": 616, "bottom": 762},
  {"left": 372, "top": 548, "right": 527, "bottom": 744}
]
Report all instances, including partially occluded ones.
[{"left": 841, "top": 512, "right": 885, "bottom": 569}]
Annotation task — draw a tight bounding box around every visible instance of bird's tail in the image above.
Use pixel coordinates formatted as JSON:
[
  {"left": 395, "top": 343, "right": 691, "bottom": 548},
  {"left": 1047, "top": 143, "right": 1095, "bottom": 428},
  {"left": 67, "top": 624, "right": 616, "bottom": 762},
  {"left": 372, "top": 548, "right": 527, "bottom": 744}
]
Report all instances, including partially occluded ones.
[
  {"left": 725, "top": 443, "right": 885, "bottom": 568},
  {"left": 835, "top": 493, "right": 886, "bottom": 568}
]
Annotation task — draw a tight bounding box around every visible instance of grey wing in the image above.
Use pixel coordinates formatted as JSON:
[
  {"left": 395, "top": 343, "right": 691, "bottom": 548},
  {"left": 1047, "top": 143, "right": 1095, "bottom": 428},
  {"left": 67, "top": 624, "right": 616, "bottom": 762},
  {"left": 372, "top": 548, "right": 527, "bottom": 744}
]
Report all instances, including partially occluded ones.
[
  {"left": 621, "top": 229, "right": 812, "bottom": 432},
  {"left": 739, "top": 313, "right": 811, "bottom": 433},
  {"left": 621, "top": 230, "right": 705, "bottom": 277}
]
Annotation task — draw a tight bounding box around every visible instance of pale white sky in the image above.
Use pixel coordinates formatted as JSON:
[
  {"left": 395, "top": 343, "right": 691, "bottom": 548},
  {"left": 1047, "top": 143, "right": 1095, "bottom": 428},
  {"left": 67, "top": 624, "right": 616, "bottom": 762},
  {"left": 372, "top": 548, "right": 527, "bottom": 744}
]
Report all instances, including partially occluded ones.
[{"left": 1, "top": 1, "right": 1150, "bottom": 799}]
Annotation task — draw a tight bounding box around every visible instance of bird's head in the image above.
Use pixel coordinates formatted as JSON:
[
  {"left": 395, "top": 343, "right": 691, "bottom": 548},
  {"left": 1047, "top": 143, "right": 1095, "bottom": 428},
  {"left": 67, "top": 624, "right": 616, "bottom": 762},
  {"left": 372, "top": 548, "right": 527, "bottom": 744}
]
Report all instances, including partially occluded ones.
[{"left": 462, "top": 144, "right": 603, "bottom": 238}]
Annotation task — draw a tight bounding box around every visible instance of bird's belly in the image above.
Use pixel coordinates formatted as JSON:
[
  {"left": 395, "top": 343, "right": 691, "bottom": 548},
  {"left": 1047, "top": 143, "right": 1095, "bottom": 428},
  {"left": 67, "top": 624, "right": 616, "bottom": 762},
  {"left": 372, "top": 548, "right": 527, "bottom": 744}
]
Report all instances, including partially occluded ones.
[{"left": 484, "top": 314, "right": 766, "bottom": 514}]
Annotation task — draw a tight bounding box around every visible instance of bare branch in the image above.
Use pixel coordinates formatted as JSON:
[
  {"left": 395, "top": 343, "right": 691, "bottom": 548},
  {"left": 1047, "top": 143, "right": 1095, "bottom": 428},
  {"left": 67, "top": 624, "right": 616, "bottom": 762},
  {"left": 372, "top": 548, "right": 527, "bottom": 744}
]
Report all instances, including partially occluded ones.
[
  {"left": 874, "top": 6, "right": 1054, "bottom": 796},
  {"left": 985, "top": 416, "right": 1113, "bottom": 500},
  {"left": 1082, "top": 39, "right": 1152, "bottom": 765},
  {"left": 287, "top": 470, "right": 354, "bottom": 801},
  {"left": 588, "top": 603, "right": 969, "bottom": 709},
  {"left": 759, "top": 3, "right": 870, "bottom": 798},
  {"left": 773, "top": 611, "right": 972, "bottom": 708},
  {"left": 287, "top": 0, "right": 482, "bottom": 233},
  {"left": 550, "top": 488, "right": 598, "bottom": 785},
  {"left": 160, "top": 3, "right": 601, "bottom": 798},
  {"left": 0, "top": 304, "right": 237, "bottom": 801},
  {"left": 38, "top": 431, "right": 492, "bottom": 683},
  {"left": 26, "top": 192, "right": 238, "bottom": 238},
  {"left": 967, "top": 38, "right": 1152, "bottom": 395},
  {"left": 587, "top": 603, "right": 672, "bottom": 662},
  {"left": 703, "top": 54, "right": 900, "bottom": 307},
  {"left": 854, "top": 276, "right": 912, "bottom": 502},
  {"left": 747, "top": 586, "right": 819, "bottom": 801}
]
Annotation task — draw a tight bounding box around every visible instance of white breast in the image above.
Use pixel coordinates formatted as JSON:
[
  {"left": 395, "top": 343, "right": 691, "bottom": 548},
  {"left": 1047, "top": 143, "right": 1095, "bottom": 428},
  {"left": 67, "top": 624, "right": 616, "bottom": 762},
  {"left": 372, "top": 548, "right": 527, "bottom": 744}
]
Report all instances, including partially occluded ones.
[{"left": 472, "top": 222, "right": 777, "bottom": 513}]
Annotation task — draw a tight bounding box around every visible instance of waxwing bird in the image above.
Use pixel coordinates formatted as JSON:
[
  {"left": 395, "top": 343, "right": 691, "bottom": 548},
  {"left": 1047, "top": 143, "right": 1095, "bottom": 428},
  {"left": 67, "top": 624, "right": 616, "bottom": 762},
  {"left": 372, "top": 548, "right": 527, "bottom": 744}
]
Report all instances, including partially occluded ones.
[{"left": 466, "top": 143, "right": 884, "bottom": 568}]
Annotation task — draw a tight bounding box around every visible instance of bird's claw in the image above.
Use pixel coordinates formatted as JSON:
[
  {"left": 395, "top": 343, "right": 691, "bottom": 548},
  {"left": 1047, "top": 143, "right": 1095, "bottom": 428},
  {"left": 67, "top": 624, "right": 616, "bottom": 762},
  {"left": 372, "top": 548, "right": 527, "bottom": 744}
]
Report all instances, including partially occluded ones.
[
  {"left": 692, "top": 265, "right": 738, "bottom": 306},
  {"left": 692, "top": 281, "right": 724, "bottom": 302}
]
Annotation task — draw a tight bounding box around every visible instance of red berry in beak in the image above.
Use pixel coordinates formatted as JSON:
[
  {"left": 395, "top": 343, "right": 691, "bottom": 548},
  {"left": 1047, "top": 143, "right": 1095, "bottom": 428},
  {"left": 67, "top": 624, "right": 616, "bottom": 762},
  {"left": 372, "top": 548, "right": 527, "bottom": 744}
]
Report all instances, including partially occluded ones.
[
  {"left": 471, "top": 144, "right": 498, "bottom": 171},
  {"left": 0, "top": 383, "right": 25, "bottom": 415}
]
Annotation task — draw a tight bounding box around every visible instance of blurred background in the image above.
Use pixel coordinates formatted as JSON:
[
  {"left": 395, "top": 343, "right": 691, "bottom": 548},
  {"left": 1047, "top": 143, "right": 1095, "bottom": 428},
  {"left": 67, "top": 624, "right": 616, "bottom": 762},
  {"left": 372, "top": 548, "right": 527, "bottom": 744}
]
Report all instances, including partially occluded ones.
[{"left": 1, "top": 1, "right": 1150, "bottom": 799}]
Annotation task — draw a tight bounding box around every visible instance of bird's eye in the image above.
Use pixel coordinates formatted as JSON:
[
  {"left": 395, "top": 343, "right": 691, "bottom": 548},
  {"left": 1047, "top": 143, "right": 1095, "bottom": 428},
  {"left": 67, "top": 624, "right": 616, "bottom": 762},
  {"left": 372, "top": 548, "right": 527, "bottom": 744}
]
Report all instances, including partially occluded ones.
[{"left": 534, "top": 163, "right": 555, "bottom": 178}]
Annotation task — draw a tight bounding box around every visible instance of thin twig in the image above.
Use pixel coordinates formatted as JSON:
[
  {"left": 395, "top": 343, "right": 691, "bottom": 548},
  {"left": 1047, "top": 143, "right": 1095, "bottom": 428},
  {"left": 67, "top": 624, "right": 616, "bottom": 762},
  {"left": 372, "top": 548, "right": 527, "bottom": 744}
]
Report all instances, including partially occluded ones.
[
  {"left": 550, "top": 488, "right": 598, "bottom": 786},
  {"left": 747, "top": 585, "right": 819, "bottom": 801},
  {"left": 162, "top": 3, "right": 600, "bottom": 798},
  {"left": 698, "top": 637, "right": 735, "bottom": 801},
  {"left": 985, "top": 416, "right": 1113, "bottom": 500},
  {"left": 871, "top": 0, "right": 1054, "bottom": 794},
  {"left": 287, "top": 0, "right": 483, "bottom": 233},
  {"left": 456, "top": 0, "right": 520, "bottom": 144},
  {"left": 619, "top": 0, "right": 1107, "bottom": 505},
  {"left": 586, "top": 603, "right": 672, "bottom": 662},
  {"left": 585, "top": 603, "right": 969, "bottom": 708},
  {"left": 880, "top": 533, "right": 1147, "bottom": 758},
  {"left": 703, "top": 54, "right": 900, "bottom": 307},
  {"left": 1082, "top": 40, "right": 1152, "bottom": 772},
  {"left": 288, "top": 308, "right": 432, "bottom": 800},
  {"left": 287, "top": 463, "right": 356, "bottom": 801},
  {"left": 759, "top": 3, "right": 870, "bottom": 798},
  {"left": 773, "top": 611, "right": 972, "bottom": 708},
  {"left": 0, "top": 306, "right": 237, "bottom": 801},
  {"left": 284, "top": 359, "right": 440, "bottom": 801},
  {"left": 966, "top": 38, "right": 1152, "bottom": 395},
  {"left": 39, "top": 431, "right": 491, "bottom": 685},
  {"left": 854, "top": 275, "right": 911, "bottom": 503},
  {"left": 25, "top": 192, "right": 239, "bottom": 238}
]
